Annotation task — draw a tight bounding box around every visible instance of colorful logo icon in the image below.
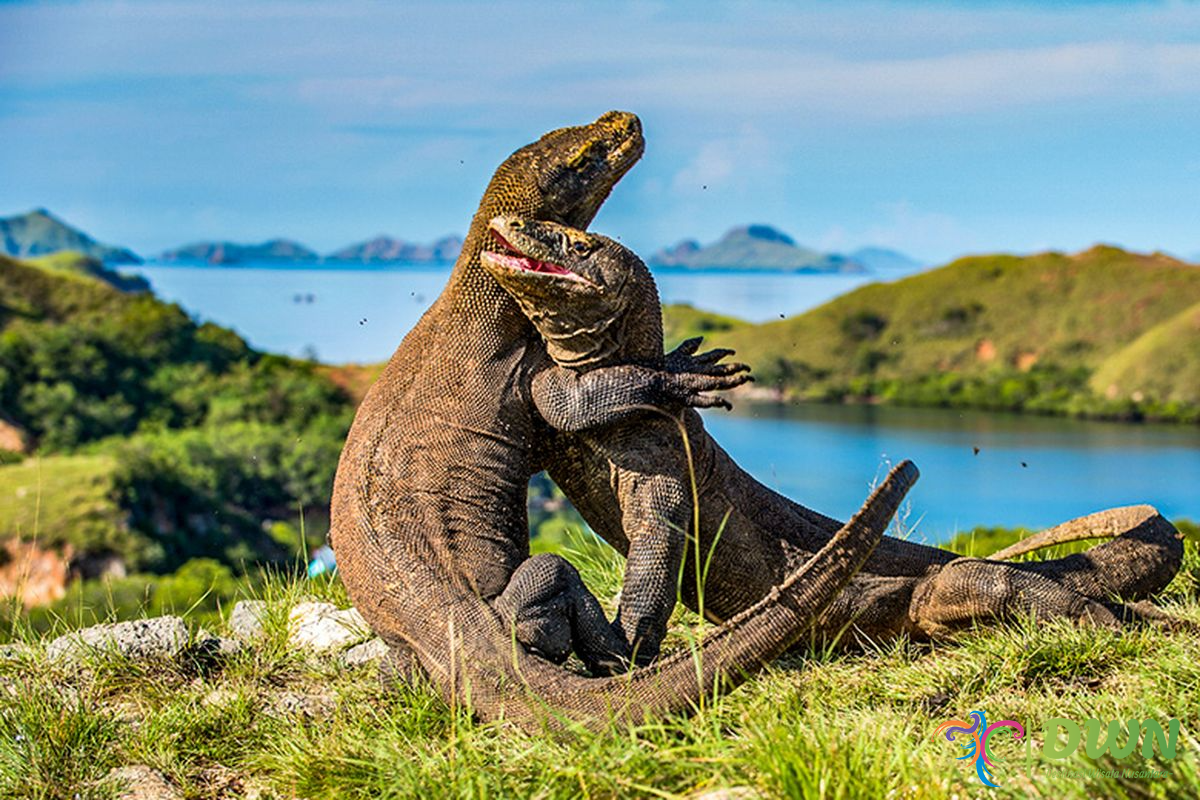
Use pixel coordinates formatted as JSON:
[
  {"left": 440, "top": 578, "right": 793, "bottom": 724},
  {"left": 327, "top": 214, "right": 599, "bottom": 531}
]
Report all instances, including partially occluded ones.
[{"left": 934, "top": 710, "right": 1025, "bottom": 788}]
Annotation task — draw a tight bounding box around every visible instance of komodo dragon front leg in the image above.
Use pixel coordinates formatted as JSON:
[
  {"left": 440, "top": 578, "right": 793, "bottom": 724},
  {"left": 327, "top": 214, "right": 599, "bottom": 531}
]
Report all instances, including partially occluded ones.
[{"left": 493, "top": 358, "right": 751, "bottom": 673}]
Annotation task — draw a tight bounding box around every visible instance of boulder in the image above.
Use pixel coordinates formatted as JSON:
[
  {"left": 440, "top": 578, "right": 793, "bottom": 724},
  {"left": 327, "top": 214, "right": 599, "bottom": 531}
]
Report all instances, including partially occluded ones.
[
  {"left": 229, "top": 600, "right": 268, "bottom": 641},
  {"left": 288, "top": 602, "right": 368, "bottom": 653},
  {"left": 47, "top": 617, "right": 188, "bottom": 664},
  {"left": 341, "top": 636, "right": 389, "bottom": 667}
]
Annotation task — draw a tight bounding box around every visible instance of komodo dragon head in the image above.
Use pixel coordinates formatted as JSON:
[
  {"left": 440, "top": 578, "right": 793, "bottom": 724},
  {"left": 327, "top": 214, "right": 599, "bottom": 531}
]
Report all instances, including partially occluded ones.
[
  {"left": 473, "top": 111, "right": 645, "bottom": 234},
  {"left": 480, "top": 216, "right": 663, "bottom": 368}
]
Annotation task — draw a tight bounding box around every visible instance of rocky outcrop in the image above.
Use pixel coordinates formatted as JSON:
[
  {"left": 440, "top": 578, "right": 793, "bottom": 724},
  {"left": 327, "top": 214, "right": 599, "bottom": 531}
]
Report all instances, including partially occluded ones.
[
  {"left": 0, "top": 538, "right": 70, "bottom": 608},
  {"left": 47, "top": 616, "right": 190, "bottom": 663}
]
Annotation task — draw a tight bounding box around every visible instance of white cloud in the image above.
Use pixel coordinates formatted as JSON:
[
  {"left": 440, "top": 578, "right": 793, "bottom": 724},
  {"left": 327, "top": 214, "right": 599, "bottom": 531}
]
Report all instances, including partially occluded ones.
[
  {"left": 575, "top": 41, "right": 1200, "bottom": 121},
  {"left": 669, "top": 126, "right": 772, "bottom": 194}
]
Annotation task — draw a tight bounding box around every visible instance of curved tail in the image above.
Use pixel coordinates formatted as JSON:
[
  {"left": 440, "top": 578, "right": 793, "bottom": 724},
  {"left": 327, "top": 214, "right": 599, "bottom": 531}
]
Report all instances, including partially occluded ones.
[
  {"left": 997, "top": 505, "right": 1184, "bottom": 601},
  {"left": 377, "top": 461, "right": 917, "bottom": 732},
  {"left": 990, "top": 505, "right": 1174, "bottom": 558}
]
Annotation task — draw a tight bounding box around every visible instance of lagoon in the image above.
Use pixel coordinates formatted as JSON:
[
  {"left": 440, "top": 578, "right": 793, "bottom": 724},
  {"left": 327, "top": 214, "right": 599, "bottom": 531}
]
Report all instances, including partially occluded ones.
[{"left": 706, "top": 402, "right": 1200, "bottom": 542}]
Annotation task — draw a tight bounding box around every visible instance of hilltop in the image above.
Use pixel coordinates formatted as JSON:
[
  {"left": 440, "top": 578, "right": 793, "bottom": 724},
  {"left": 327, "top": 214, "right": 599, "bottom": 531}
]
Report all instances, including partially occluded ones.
[
  {"left": 23, "top": 250, "right": 150, "bottom": 293},
  {"left": 698, "top": 245, "right": 1200, "bottom": 422},
  {"left": 650, "top": 225, "right": 867, "bottom": 273},
  {"left": 848, "top": 246, "right": 925, "bottom": 275},
  {"left": 0, "top": 208, "right": 141, "bottom": 264}
]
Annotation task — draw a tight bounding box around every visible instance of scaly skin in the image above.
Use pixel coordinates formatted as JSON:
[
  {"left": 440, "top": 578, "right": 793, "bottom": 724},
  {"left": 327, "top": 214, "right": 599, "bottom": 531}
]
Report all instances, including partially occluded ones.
[
  {"left": 329, "top": 113, "right": 914, "bottom": 732},
  {"left": 493, "top": 221, "right": 1185, "bottom": 651}
]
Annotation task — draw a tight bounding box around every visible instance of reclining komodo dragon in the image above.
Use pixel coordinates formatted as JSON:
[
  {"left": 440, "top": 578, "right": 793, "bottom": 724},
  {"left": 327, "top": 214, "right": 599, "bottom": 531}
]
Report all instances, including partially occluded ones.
[
  {"left": 329, "top": 111, "right": 917, "bottom": 732},
  {"left": 495, "top": 220, "right": 1185, "bottom": 652}
]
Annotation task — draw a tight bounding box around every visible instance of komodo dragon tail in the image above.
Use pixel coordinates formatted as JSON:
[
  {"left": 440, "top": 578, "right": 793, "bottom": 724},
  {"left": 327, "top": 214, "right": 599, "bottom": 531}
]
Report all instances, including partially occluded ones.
[
  {"left": 990, "top": 505, "right": 1173, "bottom": 560},
  {"left": 988, "top": 504, "right": 1184, "bottom": 603},
  {"left": 367, "top": 461, "right": 917, "bottom": 732}
]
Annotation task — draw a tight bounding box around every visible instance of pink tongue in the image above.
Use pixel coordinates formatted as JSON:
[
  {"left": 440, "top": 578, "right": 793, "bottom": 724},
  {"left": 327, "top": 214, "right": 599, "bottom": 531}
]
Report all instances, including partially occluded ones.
[{"left": 487, "top": 251, "right": 572, "bottom": 276}]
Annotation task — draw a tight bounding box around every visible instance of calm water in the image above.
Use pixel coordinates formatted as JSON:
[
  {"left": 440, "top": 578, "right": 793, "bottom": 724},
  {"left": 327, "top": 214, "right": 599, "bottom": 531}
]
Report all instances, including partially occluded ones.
[
  {"left": 120, "top": 262, "right": 1199, "bottom": 538},
  {"left": 704, "top": 403, "right": 1200, "bottom": 541},
  {"left": 123, "top": 262, "right": 869, "bottom": 364}
]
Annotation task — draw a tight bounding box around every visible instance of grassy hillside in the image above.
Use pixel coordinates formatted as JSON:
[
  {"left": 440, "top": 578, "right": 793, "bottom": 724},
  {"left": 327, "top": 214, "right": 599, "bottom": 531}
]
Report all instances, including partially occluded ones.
[
  {"left": 0, "top": 455, "right": 131, "bottom": 559},
  {"left": 0, "top": 252, "right": 355, "bottom": 584},
  {"left": 703, "top": 246, "right": 1200, "bottom": 422},
  {"left": 1090, "top": 299, "right": 1200, "bottom": 408},
  {"left": 25, "top": 251, "right": 150, "bottom": 293}
]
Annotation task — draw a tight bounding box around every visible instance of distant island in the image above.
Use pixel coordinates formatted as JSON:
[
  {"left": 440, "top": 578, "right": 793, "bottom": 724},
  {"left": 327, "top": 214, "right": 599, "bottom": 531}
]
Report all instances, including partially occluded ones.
[
  {"left": 160, "top": 239, "right": 321, "bottom": 265},
  {"left": 161, "top": 234, "right": 464, "bottom": 266},
  {"left": 2, "top": 208, "right": 932, "bottom": 275},
  {"left": 0, "top": 209, "right": 141, "bottom": 264},
  {"left": 649, "top": 224, "right": 922, "bottom": 275},
  {"left": 326, "top": 234, "right": 463, "bottom": 264}
]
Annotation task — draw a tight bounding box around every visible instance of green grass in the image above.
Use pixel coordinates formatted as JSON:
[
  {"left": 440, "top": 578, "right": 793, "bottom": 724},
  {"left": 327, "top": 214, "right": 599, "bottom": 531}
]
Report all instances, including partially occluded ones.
[
  {"left": 0, "top": 455, "right": 129, "bottom": 556},
  {"left": 2, "top": 532, "right": 1197, "bottom": 799},
  {"left": 1090, "top": 299, "right": 1200, "bottom": 408}
]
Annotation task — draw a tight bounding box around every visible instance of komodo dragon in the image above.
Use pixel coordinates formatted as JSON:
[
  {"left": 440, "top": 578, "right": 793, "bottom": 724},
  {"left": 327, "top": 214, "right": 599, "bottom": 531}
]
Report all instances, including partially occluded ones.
[
  {"left": 485, "top": 219, "right": 1186, "bottom": 648},
  {"left": 329, "top": 111, "right": 917, "bottom": 731}
]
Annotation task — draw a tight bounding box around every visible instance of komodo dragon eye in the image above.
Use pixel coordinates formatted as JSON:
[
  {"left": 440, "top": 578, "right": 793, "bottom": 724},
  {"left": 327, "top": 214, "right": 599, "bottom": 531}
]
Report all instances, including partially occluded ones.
[{"left": 572, "top": 240, "right": 592, "bottom": 256}]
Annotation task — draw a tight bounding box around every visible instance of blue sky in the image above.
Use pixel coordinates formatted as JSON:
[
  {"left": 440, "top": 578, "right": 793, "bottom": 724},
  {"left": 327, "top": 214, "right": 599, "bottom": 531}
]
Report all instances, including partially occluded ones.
[{"left": 1, "top": 0, "right": 1198, "bottom": 263}]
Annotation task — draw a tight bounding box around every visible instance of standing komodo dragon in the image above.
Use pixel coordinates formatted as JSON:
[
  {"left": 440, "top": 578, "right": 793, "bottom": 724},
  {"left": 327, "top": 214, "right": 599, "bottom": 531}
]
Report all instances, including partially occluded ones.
[
  {"left": 329, "top": 111, "right": 917, "bottom": 732},
  {"left": 484, "top": 218, "right": 1186, "bottom": 650}
]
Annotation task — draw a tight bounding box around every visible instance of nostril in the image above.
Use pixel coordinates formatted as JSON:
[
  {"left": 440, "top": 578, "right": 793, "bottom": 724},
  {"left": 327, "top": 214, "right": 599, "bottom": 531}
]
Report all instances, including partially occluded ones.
[{"left": 510, "top": 220, "right": 523, "bottom": 229}]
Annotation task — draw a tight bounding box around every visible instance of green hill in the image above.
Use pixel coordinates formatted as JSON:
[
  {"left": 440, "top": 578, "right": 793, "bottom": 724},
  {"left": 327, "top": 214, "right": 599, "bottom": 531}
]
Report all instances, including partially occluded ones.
[
  {"left": 0, "top": 208, "right": 141, "bottom": 264},
  {"left": 1090, "top": 299, "right": 1200, "bottom": 408},
  {"left": 703, "top": 245, "right": 1200, "bottom": 422},
  {"left": 0, "top": 251, "right": 353, "bottom": 578},
  {"left": 25, "top": 250, "right": 150, "bottom": 293}
]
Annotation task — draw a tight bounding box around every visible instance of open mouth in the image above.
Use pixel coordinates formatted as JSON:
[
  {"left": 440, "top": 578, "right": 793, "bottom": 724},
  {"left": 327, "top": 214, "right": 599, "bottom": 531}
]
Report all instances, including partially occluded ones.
[{"left": 483, "top": 228, "right": 577, "bottom": 279}]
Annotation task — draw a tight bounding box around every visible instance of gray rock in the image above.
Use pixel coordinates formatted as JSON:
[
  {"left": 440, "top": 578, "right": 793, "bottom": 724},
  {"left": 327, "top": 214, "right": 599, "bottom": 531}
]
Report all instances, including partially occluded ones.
[
  {"left": 229, "top": 600, "right": 269, "bottom": 641},
  {"left": 265, "top": 690, "right": 337, "bottom": 720},
  {"left": 341, "top": 636, "right": 389, "bottom": 667},
  {"left": 47, "top": 617, "right": 188, "bottom": 664},
  {"left": 288, "top": 602, "right": 369, "bottom": 653},
  {"left": 0, "top": 642, "right": 34, "bottom": 662},
  {"left": 105, "top": 765, "right": 182, "bottom": 800}
]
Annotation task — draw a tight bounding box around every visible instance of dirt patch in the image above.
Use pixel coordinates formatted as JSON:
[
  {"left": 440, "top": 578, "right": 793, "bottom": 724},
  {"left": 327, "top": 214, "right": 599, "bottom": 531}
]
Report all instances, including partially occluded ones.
[{"left": 0, "top": 538, "right": 70, "bottom": 608}]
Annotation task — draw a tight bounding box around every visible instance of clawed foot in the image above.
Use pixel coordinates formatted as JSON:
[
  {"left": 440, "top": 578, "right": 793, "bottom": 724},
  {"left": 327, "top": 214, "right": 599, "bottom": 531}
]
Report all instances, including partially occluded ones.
[{"left": 663, "top": 336, "right": 753, "bottom": 410}]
